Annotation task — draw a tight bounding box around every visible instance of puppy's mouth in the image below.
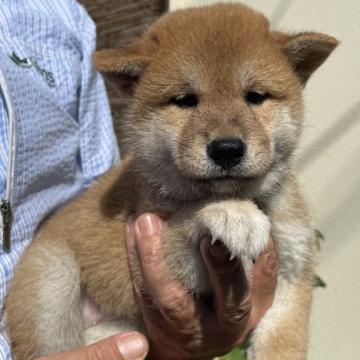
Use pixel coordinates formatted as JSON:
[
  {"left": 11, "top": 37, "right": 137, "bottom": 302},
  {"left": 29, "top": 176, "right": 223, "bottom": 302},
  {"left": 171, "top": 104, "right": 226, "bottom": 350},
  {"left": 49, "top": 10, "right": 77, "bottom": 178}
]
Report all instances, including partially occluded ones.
[
  {"left": 193, "top": 172, "right": 256, "bottom": 183},
  {"left": 198, "top": 174, "right": 242, "bottom": 181},
  {"left": 207, "top": 175, "right": 239, "bottom": 181}
]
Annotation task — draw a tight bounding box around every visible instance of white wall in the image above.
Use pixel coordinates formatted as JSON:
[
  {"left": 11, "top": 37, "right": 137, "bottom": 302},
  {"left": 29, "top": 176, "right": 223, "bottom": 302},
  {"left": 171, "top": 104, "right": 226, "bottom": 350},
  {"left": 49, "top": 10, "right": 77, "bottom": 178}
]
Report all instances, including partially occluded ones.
[{"left": 170, "top": 1, "right": 360, "bottom": 359}]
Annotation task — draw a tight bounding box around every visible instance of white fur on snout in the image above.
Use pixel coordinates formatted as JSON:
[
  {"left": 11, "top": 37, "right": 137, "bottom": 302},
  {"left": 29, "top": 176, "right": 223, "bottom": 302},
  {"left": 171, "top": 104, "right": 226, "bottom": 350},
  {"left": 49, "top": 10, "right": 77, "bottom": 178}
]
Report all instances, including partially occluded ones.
[{"left": 196, "top": 200, "right": 270, "bottom": 260}]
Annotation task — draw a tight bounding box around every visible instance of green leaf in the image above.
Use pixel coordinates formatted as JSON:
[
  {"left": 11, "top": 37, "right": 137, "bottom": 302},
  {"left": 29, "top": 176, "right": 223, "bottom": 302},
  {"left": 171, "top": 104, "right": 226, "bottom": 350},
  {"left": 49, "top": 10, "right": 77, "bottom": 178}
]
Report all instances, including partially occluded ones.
[
  {"left": 314, "top": 275, "right": 326, "bottom": 288},
  {"left": 315, "top": 229, "right": 325, "bottom": 251},
  {"left": 314, "top": 229, "right": 325, "bottom": 241},
  {"left": 221, "top": 347, "right": 247, "bottom": 360}
]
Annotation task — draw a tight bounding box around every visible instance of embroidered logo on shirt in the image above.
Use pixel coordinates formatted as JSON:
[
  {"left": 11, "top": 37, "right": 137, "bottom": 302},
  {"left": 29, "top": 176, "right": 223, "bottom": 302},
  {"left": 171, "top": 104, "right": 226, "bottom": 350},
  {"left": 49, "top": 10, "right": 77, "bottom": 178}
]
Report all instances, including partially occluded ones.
[{"left": 9, "top": 51, "right": 56, "bottom": 88}]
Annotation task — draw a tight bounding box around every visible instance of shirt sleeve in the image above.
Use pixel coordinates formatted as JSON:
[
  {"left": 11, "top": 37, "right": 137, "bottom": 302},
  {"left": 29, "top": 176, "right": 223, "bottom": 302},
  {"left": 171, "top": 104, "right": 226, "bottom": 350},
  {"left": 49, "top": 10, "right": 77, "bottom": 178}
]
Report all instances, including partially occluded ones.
[
  {"left": 0, "top": 332, "right": 11, "bottom": 360},
  {"left": 75, "top": 3, "right": 120, "bottom": 186},
  {"left": 0, "top": 89, "right": 11, "bottom": 360}
]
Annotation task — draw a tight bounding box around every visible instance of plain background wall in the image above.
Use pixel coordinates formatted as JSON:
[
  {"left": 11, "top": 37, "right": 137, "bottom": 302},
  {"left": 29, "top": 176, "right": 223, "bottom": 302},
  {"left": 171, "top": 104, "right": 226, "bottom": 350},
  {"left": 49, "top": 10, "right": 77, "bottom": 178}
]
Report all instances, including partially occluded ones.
[{"left": 169, "top": 1, "right": 360, "bottom": 359}]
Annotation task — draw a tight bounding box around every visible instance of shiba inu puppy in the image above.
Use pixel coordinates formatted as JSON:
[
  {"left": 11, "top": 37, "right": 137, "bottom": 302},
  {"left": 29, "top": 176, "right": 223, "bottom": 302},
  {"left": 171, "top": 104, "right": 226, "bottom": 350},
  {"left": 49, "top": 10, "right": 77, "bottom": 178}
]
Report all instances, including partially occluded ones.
[{"left": 6, "top": 3, "right": 338, "bottom": 360}]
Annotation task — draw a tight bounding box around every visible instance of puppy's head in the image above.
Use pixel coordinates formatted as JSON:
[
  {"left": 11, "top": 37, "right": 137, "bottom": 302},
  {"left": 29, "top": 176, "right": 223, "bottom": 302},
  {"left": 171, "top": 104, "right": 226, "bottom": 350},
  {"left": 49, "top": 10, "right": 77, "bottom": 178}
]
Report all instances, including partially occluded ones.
[{"left": 94, "top": 3, "right": 338, "bottom": 199}]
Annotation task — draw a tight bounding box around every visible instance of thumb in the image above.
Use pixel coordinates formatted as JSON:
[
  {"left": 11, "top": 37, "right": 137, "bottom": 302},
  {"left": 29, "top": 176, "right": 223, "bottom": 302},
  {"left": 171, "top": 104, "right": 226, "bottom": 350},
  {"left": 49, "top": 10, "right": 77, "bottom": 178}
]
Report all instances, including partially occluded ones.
[{"left": 38, "top": 332, "right": 149, "bottom": 360}]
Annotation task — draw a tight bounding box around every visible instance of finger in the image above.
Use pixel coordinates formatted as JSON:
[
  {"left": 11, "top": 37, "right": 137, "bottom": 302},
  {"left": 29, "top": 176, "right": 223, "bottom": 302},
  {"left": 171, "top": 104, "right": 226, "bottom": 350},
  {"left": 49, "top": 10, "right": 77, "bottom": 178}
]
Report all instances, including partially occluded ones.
[
  {"left": 200, "top": 239, "right": 251, "bottom": 330},
  {"left": 37, "top": 332, "right": 149, "bottom": 360},
  {"left": 249, "top": 235, "right": 278, "bottom": 328},
  {"left": 253, "top": 234, "right": 275, "bottom": 267},
  {"left": 130, "top": 214, "right": 196, "bottom": 324},
  {"left": 251, "top": 237, "right": 278, "bottom": 295},
  {"left": 125, "top": 215, "right": 137, "bottom": 257}
]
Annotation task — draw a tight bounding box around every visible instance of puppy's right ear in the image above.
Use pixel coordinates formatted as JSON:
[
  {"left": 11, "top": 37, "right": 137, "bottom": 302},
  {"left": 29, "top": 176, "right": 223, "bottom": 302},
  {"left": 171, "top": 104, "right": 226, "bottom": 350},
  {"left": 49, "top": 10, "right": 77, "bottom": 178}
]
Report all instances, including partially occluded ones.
[
  {"left": 272, "top": 31, "right": 338, "bottom": 85},
  {"left": 93, "top": 45, "right": 151, "bottom": 95}
]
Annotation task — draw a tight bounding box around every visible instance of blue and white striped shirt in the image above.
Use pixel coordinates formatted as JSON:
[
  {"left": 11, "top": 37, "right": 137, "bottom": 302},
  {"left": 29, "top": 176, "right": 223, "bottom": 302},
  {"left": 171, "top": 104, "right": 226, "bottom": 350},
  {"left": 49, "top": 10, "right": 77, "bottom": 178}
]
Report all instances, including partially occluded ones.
[{"left": 0, "top": 1, "right": 120, "bottom": 358}]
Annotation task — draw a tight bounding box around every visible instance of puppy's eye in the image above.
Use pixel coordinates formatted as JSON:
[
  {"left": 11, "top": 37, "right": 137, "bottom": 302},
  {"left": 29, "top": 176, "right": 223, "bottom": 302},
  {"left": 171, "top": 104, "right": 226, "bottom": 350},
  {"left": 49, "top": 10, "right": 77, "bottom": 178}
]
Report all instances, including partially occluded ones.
[
  {"left": 170, "top": 94, "right": 198, "bottom": 108},
  {"left": 245, "top": 91, "right": 270, "bottom": 105}
]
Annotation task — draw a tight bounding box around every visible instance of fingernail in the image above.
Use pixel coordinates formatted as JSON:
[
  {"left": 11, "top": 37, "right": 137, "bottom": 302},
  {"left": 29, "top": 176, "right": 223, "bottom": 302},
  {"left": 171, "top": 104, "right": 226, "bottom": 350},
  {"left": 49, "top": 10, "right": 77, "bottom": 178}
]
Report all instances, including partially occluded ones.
[
  {"left": 116, "top": 333, "right": 147, "bottom": 359},
  {"left": 135, "top": 213, "right": 161, "bottom": 237}
]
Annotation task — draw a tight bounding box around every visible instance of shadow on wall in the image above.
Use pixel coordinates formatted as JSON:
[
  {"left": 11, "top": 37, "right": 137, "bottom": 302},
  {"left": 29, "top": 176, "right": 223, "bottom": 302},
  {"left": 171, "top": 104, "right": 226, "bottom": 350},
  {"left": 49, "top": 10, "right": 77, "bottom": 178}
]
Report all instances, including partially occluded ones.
[
  {"left": 298, "top": 99, "right": 360, "bottom": 250},
  {"left": 298, "top": 100, "right": 360, "bottom": 171}
]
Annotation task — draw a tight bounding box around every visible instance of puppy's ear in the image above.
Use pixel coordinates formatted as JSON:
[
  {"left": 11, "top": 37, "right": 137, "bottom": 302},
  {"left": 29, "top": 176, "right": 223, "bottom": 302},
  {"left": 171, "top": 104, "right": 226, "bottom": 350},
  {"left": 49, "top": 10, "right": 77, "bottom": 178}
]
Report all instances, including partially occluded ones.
[
  {"left": 93, "top": 44, "right": 151, "bottom": 95},
  {"left": 272, "top": 31, "right": 339, "bottom": 85}
]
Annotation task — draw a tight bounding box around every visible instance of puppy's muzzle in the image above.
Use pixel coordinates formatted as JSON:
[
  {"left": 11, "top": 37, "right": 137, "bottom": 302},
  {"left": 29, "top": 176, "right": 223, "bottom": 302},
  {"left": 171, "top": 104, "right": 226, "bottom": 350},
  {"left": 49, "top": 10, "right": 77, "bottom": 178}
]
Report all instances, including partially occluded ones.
[{"left": 207, "top": 138, "right": 246, "bottom": 170}]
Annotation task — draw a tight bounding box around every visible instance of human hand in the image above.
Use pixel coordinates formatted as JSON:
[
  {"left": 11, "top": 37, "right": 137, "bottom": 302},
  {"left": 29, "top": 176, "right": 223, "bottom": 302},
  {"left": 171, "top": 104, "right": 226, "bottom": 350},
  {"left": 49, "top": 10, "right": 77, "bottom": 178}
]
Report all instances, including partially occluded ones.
[
  {"left": 36, "top": 332, "right": 148, "bottom": 360},
  {"left": 126, "top": 213, "right": 278, "bottom": 360}
]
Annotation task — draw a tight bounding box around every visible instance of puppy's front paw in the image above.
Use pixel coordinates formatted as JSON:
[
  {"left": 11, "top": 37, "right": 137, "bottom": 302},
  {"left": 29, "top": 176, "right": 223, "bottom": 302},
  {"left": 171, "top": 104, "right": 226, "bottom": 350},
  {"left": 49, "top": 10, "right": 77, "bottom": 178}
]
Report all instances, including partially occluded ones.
[{"left": 196, "top": 201, "right": 270, "bottom": 260}]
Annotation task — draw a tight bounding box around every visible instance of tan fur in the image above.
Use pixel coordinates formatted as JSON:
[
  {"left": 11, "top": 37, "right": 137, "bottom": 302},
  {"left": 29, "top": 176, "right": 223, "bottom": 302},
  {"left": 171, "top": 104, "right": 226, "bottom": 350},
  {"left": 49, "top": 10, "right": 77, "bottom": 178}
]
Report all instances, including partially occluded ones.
[
  {"left": 248, "top": 279, "right": 314, "bottom": 360},
  {"left": 6, "top": 3, "right": 338, "bottom": 359}
]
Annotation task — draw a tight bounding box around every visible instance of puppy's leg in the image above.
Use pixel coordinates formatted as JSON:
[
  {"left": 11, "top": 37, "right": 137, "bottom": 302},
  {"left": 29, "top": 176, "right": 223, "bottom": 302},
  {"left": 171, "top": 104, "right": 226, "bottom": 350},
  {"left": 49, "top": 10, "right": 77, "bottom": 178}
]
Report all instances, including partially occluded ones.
[
  {"left": 247, "top": 181, "right": 315, "bottom": 360},
  {"left": 84, "top": 318, "right": 145, "bottom": 345},
  {"left": 196, "top": 200, "right": 271, "bottom": 262},
  {"left": 247, "top": 278, "right": 313, "bottom": 360},
  {"left": 164, "top": 200, "right": 270, "bottom": 293},
  {"left": 6, "top": 237, "right": 83, "bottom": 360},
  {"left": 165, "top": 198, "right": 312, "bottom": 359}
]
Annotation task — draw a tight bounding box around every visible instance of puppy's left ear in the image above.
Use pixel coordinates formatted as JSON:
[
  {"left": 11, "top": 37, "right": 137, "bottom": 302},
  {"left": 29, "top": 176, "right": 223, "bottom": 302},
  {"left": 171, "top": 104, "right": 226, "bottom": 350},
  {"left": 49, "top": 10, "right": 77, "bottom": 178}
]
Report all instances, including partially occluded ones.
[
  {"left": 273, "top": 32, "right": 339, "bottom": 85},
  {"left": 93, "top": 42, "right": 152, "bottom": 95}
]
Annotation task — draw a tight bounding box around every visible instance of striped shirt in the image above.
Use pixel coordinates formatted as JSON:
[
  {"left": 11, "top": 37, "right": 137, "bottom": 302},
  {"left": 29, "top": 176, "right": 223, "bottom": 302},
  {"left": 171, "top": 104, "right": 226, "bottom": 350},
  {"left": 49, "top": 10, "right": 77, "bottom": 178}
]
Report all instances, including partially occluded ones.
[{"left": 0, "top": 1, "right": 120, "bottom": 358}]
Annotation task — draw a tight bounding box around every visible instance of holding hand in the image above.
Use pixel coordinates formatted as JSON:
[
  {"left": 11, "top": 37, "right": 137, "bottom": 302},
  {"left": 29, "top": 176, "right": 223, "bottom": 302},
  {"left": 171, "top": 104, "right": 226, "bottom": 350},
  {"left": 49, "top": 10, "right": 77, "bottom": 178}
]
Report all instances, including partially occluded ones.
[{"left": 126, "top": 213, "right": 278, "bottom": 359}]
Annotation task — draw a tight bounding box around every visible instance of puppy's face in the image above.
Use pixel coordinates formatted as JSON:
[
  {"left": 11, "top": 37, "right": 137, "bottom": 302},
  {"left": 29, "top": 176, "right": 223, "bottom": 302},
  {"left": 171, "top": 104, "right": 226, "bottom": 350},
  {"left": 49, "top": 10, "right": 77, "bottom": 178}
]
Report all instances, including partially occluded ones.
[{"left": 94, "top": 4, "right": 337, "bottom": 199}]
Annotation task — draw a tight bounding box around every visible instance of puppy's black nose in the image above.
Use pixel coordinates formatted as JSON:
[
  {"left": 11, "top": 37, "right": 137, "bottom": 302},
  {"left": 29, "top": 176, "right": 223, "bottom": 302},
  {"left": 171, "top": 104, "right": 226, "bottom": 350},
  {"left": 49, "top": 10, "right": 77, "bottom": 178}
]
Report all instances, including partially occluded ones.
[{"left": 207, "top": 138, "right": 246, "bottom": 170}]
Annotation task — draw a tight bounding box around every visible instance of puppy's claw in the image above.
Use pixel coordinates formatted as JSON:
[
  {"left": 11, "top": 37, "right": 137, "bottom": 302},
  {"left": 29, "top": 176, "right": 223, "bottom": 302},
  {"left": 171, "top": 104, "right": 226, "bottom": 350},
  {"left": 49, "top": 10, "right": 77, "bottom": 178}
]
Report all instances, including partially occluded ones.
[{"left": 252, "top": 252, "right": 262, "bottom": 264}]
